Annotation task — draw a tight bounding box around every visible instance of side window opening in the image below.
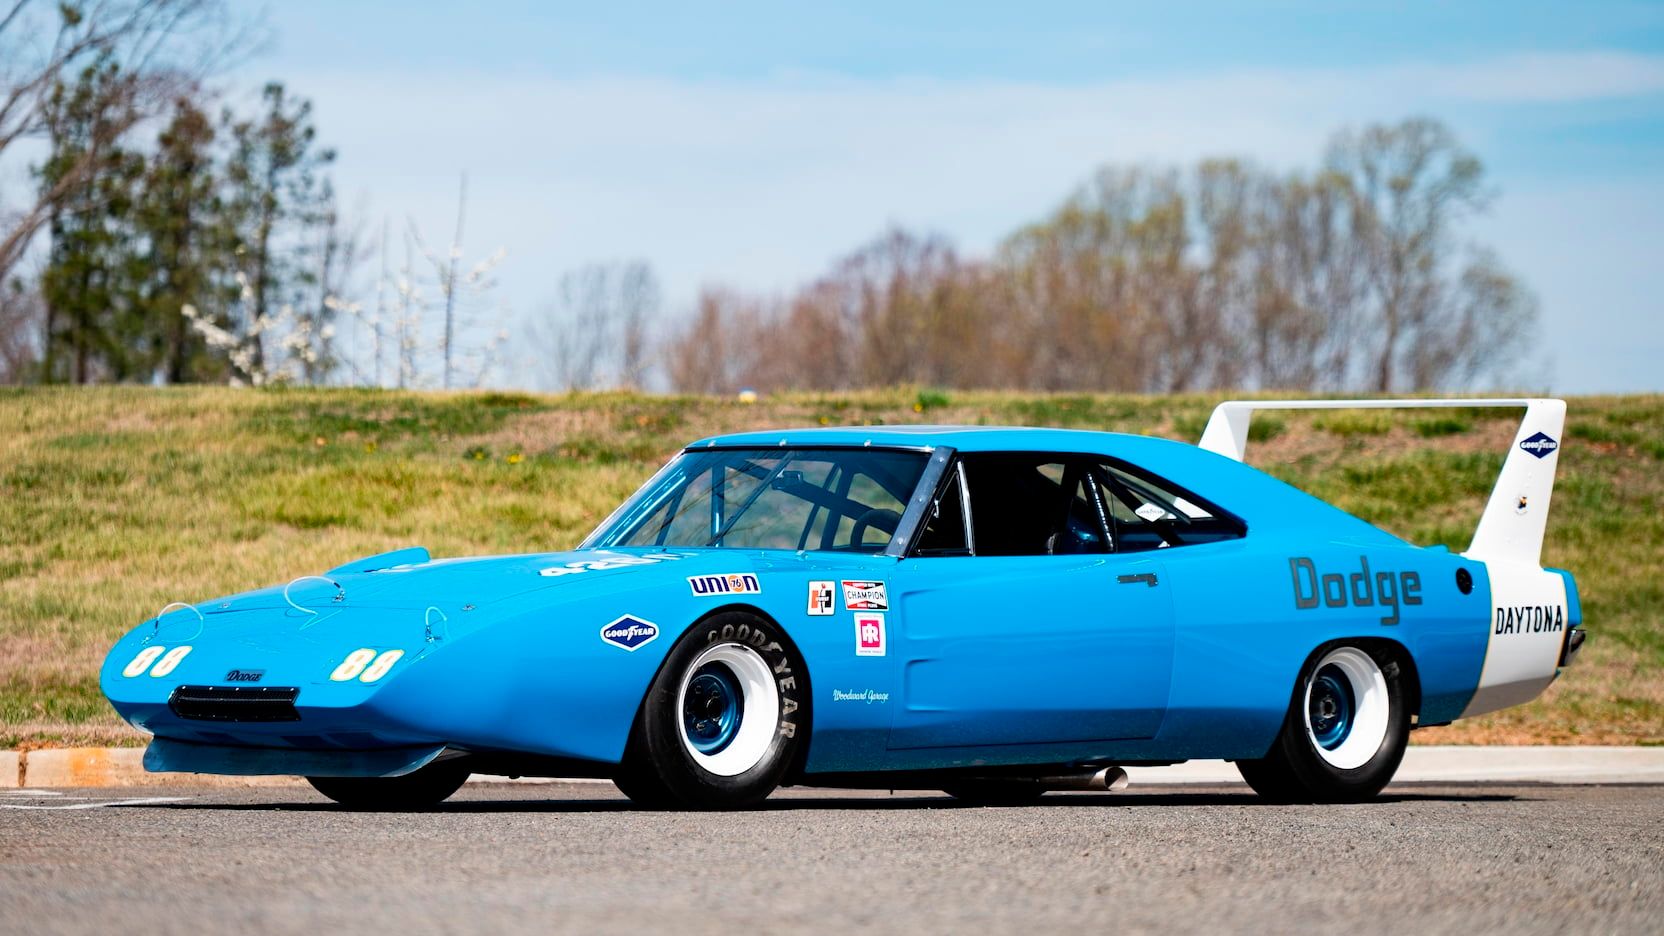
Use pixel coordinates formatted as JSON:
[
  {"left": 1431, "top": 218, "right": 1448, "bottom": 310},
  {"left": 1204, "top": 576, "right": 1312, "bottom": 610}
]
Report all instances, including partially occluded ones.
[
  {"left": 959, "top": 454, "right": 1109, "bottom": 557},
  {"left": 905, "top": 453, "right": 1242, "bottom": 558},
  {"left": 1094, "top": 461, "right": 1244, "bottom": 552}
]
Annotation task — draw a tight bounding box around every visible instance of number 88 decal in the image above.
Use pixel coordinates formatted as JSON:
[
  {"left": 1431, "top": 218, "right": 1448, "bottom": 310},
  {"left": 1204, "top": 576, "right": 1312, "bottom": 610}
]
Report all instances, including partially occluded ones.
[{"left": 330, "top": 648, "right": 405, "bottom": 683}]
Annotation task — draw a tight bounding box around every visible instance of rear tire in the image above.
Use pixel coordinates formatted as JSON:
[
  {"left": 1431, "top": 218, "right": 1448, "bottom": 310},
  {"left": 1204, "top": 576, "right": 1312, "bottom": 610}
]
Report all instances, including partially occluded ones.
[
  {"left": 1237, "top": 643, "right": 1409, "bottom": 804},
  {"left": 619, "top": 611, "right": 807, "bottom": 809},
  {"left": 307, "top": 759, "right": 469, "bottom": 809}
]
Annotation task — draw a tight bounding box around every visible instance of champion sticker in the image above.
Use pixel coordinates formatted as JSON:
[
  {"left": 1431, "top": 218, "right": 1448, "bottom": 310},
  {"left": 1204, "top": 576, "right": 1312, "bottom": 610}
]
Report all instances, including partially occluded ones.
[
  {"left": 807, "top": 580, "right": 835, "bottom": 616},
  {"left": 688, "top": 573, "right": 761, "bottom": 596},
  {"left": 841, "top": 580, "right": 888, "bottom": 611},
  {"left": 1518, "top": 432, "right": 1559, "bottom": 459},
  {"left": 854, "top": 613, "right": 886, "bottom": 657},
  {"left": 600, "top": 615, "right": 659, "bottom": 651}
]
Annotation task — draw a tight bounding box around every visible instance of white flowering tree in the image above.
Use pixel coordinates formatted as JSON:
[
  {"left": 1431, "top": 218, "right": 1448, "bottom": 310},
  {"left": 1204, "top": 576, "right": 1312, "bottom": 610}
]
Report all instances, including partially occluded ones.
[{"left": 329, "top": 175, "right": 509, "bottom": 390}]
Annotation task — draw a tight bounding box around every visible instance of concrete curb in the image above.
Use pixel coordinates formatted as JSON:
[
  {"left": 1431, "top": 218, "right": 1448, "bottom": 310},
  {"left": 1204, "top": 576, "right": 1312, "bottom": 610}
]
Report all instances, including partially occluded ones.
[
  {"left": 5, "top": 744, "right": 1662, "bottom": 789},
  {"left": 13, "top": 748, "right": 300, "bottom": 789}
]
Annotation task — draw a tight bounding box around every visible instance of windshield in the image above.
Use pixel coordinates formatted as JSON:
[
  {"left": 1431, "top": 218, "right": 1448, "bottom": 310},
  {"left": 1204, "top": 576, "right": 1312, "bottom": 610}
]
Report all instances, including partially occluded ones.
[{"left": 586, "top": 447, "right": 930, "bottom": 553}]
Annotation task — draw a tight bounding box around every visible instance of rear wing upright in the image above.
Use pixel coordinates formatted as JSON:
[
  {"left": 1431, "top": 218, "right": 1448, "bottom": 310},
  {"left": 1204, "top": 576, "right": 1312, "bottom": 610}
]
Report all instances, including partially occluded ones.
[{"left": 1197, "top": 398, "right": 1567, "bottom": 567}]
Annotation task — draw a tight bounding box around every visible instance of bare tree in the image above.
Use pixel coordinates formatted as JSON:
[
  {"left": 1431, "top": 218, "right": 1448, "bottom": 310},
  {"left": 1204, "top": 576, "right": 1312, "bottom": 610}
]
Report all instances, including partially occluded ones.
[
  {"left": 662, "top": 118, "right": 1534, "bottom": 396},
  {"left": 523, "top": 260, "right": 660, "bottom": 391},
  {"left": 1325, "top": 117, "right": 1505, "bottom": 391},
  {"left": 0, "top": 0, "right": 239, "bottom": 284},
  {"left": 406, "top": 174, "right": 506, "bottom": 389},
  {"left": 661, "top": 286, "right": 769, "bottom": 395},
  {"left": 0, "top": 274, "right": 41, "bottom": 381},
  {"left": 616, "top": 260, "right": 658, "bottom": 389}
]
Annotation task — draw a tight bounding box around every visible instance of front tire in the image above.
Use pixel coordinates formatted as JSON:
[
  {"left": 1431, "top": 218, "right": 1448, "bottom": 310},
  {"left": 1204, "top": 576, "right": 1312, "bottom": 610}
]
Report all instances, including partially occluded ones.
[
  {"left": 307, "top": 759, "right": 470, "bottom": 809},
  {"left": 618, "top": 611, "right": 807, "bottom": 809},
  {"left": 1237, "top": 644, "right": 1409, "bottom": 803}
]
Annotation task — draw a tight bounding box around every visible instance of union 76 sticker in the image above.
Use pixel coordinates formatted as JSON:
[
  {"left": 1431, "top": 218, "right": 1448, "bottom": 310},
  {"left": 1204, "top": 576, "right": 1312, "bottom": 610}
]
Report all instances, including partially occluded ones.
[
  {"left": 807, "top": 580, "right": 835, "bottom": 616},
  {"left": 854, "top": 613, "right": 886, "bottom": 657}
]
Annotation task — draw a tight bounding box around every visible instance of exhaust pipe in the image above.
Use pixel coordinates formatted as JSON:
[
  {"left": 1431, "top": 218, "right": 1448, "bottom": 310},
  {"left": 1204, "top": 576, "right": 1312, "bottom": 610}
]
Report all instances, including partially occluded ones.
[
  {"left": 1033, "top": 766, "right": 1129, "bottom": 792},
  {"left": 955, "top": 766, "right": 1130, "bottom": 793}
]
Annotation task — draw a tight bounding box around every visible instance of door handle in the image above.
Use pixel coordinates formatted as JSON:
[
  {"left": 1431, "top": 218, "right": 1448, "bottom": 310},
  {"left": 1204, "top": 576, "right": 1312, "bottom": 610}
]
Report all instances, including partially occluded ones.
[{"left": 1117, "top": 573, "right": 1159, "bottom": 587}]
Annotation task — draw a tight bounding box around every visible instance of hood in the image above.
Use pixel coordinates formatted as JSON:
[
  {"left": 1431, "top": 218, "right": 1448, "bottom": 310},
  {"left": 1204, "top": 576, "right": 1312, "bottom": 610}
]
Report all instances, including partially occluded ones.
[{"left": 205, "top": 548, "right": 706, "bottom": 614}]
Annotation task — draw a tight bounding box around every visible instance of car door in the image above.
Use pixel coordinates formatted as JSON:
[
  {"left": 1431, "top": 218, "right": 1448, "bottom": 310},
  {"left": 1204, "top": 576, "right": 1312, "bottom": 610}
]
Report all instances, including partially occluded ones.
[{"left": 886, "top": 453, "right": 1175, "bottom": 750}]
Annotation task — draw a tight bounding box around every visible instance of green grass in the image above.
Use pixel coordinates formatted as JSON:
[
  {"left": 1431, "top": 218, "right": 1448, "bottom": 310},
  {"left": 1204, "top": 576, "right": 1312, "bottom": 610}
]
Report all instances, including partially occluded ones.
[{"left": 0, "top": 387, "right": 1659, "bottom": 748}]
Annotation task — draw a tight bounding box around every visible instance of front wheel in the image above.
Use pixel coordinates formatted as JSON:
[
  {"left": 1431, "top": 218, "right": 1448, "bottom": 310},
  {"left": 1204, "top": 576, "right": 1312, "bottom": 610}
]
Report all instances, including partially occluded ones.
[
  {"left": 1237, "top": 644, "right": 1409, "bottom": 803},
  {"left": 617, "top": 611, "right": 807, "bottom": 809},
  {"left": 307, "top": 759, "right": 470, "bottom": 809}
]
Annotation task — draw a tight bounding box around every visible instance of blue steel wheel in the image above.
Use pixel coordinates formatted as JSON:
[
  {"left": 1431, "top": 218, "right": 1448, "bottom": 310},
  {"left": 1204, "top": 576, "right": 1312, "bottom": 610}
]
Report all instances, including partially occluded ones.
[
  {"left": 675, "top": 641, "right": 777, "bottom": 775},
  {"left": 1307, "top": 664, "right": 1356, "bottom": 750},
  {"left": 1301, "top": 647, "right": 1389, "bottom": 770},
  {"left": 682, "top": 663, "right": 745, "bottom": 755}
]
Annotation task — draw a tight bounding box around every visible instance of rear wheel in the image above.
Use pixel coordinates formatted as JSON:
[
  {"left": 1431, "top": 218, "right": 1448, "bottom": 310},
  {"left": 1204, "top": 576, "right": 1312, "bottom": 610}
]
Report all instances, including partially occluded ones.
[
  {"left": 1237, "top": 644, "right": 1409, "bottom": 803},
  {"left": 618, "top": 611, "right": 806, "bottom": 809},
  {"left": 307, "top": 759, "right": 470, "bottom": 809}
]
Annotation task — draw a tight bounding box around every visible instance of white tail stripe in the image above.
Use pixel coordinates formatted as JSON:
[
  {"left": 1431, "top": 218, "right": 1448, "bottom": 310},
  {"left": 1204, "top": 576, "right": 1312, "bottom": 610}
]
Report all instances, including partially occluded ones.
[{"left": 1461, "top": 562, "right": 1569, "bottom": 718}]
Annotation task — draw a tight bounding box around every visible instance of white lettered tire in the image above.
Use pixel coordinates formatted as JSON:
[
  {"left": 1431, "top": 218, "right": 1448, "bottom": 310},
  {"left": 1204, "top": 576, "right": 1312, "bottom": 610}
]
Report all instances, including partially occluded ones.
[{"left": 615, "top": 611, "right": 807, "bottom": 809}]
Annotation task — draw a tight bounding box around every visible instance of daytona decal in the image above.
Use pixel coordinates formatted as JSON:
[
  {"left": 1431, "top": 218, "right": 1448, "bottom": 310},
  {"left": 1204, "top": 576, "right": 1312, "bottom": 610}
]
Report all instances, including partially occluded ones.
[
  {"left": 600, "top": 615, "right": 659, "bottom": 651},
  {"left": 688, "top": 573, "right": 762, "bottom": 596},
  {"left": 842, "top": 580, "right": 888, "bottom": 612},
  {"left": 1495, "top": 604, "right": 1565, "bottom": 635},
  {"left": 1288, "top": 556, "right": 1423, "bottom": 626},
  {"left": 854, "top": 613, "right": 886, "bottom": 657},
  {"left": 807, "top": 580, "right": 835, "bottom": 616}
]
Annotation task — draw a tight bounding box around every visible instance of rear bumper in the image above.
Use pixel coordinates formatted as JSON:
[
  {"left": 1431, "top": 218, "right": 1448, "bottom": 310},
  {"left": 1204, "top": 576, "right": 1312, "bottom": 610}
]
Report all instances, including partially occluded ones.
[
  {"left": 1560, "top": 627, "right": 1586, "bottom": 668},
  {"left": 145, "top": 736, "right": 448, "bottom": 778}
]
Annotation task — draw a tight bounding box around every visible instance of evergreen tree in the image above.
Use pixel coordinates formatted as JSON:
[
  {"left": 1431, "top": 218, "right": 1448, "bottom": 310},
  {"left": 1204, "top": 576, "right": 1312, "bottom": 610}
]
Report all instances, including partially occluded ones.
[
  {"left": 36, "top": 60, "right": 146, "bottom": 383},
  {"left": 135, "top": 96, "right": 227, "bottom": 382},
  {"left": 221, "top": 82, "right": 335, "bottom": 379}
]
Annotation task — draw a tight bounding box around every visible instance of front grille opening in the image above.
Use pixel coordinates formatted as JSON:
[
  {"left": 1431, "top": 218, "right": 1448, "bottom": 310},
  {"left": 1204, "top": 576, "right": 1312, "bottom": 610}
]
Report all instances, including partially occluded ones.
[{"left": 169, "top": 685, "right": 301, "bottom": 722}]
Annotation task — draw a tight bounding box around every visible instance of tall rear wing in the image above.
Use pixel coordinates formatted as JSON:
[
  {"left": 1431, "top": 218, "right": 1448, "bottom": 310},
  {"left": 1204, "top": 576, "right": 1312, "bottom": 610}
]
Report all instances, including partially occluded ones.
[{"left": 1198, "top": 398, "right": 1567, "bottom": 566}]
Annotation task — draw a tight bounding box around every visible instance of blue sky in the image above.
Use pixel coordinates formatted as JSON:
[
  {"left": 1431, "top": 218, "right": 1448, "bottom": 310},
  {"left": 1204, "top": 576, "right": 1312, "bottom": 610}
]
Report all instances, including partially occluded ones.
[{"left": 246, "top": 1, "right": 1664, "bottom": 392}]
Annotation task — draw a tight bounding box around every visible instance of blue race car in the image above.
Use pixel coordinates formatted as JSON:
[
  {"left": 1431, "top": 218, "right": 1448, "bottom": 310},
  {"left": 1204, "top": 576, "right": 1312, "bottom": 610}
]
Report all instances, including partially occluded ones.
[{"left": 101, "top": 398, "right": 1583, "bottom": 808}]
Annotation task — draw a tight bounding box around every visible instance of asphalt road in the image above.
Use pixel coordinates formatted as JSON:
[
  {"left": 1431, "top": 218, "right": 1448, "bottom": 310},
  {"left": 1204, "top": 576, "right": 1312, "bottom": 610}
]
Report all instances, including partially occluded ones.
[{"left": 2, "top": 782, "right": 1661, "bottom": 935}]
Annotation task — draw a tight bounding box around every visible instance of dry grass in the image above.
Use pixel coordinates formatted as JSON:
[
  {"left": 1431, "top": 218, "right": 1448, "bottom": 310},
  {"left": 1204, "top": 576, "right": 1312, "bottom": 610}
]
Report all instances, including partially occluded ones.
[{"left": 1, "top": 386, "right": 1658, "bottom": 748}]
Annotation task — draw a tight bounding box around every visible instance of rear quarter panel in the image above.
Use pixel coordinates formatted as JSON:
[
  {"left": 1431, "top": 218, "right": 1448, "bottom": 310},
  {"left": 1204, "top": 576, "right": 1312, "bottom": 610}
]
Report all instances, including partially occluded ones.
[{"left": 1156, "top": 535, "right": 1491, "bottom": 759}]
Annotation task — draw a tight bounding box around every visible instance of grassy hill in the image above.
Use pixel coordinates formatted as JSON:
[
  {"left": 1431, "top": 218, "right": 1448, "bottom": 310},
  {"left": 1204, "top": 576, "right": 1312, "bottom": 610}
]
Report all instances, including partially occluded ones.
[{"left": 1, "top": 386, "right": 1659, "bottom": 749}]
